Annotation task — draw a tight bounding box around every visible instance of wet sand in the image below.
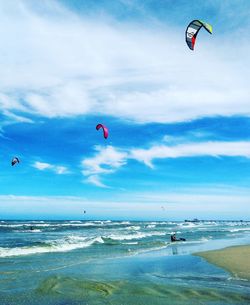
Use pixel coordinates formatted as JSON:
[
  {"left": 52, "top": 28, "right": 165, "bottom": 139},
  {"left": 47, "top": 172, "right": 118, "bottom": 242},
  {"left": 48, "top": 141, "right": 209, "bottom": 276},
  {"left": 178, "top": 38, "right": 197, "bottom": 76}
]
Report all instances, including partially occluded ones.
[{"left": 194, "top": 245, "right": 250, "bottom": 280}]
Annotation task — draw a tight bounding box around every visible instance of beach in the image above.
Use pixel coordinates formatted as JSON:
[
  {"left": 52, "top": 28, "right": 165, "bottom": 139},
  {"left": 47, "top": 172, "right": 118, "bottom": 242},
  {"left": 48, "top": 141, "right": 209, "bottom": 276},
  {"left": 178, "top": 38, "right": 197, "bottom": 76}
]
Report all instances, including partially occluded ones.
[
  {"left": 195, "top": 245, "right": 250, "bottom": 281},
  {"left": 0, "top": 220, "right": 250, "bottom": 305}
]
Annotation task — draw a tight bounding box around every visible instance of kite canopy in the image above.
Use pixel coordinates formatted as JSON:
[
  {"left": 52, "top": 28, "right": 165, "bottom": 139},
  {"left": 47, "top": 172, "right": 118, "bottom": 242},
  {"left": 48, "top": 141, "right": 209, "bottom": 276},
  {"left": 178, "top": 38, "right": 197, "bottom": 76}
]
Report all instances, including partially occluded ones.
[
  {"left": 185, "top": 20, "right": 212, "bottom": 50},
  {"left": 11, "top": 157, "right": 20, "bottom": 166},
  {"left": 96, "top": 124, "right": 109, "bottom": 139}
]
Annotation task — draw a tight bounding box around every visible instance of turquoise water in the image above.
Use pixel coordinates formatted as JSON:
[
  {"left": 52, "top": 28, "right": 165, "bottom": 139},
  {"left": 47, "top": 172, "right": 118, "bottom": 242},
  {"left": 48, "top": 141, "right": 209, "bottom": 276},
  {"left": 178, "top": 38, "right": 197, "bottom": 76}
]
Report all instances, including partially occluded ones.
[{"left": 0, "top": 220, "right": 250, "bottom": 304}]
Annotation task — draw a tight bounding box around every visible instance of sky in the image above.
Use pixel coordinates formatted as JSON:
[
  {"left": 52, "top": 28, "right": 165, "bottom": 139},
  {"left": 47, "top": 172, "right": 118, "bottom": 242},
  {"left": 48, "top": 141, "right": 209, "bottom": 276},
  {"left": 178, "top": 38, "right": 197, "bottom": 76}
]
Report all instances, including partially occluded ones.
[{"left": 0, "top": 0, "right": 250, "bottom": 220}]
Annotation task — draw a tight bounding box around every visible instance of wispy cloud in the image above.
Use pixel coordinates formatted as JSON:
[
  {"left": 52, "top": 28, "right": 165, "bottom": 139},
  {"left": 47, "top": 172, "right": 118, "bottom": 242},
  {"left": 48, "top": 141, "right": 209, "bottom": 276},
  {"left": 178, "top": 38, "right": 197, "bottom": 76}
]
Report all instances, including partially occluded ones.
[
  {"left": 82, "top": 141, "right": 250, "bottom": 186},
  {"left": 130, "top": 141, "right": 250, "bottom": 167},
  {"left": 2, "top": 110, "right": 34, "bottom": 124},
  {"left": 33, "top": 161, "right": 52, "bottom": 170},
  {"left": 33, "top": 161, "right": 69, "bottom": 175},
  {"left": 86, "top": 175, "right": 110, "bottom": 188},
  {"left": 81, "top": 146, "right": 127, "bottom": 187},
  {"left": 0, "top": 1, "right": 249, "bottom": 124}
]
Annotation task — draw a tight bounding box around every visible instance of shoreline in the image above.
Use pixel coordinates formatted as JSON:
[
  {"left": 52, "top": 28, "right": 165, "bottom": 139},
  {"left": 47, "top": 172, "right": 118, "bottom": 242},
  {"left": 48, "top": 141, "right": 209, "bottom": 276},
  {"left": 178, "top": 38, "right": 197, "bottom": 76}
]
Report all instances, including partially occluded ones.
[{"left": 194, "top": 245, "right": 250, "bottom": 281}]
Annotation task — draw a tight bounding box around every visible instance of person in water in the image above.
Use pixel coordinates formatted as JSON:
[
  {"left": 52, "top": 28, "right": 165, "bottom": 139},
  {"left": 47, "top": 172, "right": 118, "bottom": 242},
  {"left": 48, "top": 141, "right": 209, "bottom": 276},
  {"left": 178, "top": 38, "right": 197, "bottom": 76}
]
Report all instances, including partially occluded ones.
[
  {"left": 171, "top": 233, "right": 186, "bottom": 242},
  {"left": 171, "top": 233, "right": 177, "bottom": 242}
]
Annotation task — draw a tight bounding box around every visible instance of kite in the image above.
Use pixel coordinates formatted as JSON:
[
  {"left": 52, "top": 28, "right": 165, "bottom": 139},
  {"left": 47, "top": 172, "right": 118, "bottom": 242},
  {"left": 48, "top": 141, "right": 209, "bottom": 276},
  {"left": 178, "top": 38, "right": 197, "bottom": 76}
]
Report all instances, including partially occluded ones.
[
  {"left": 11, "top": 157, "right": 20, "bottom": 166},
  {"left": 185, "top": 20, "right": 212, "bottom": 50},
  {"left": 96, "top": 124, "right": 109, "bottom": 139}
]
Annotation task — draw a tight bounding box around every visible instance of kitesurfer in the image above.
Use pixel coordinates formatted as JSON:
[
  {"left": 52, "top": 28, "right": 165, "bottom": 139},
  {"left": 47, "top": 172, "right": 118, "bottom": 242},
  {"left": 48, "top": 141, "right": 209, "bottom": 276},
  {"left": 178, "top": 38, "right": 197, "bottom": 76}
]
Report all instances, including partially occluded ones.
[
  {"left": 171, "top": 233, "right": 177, "bottom": 242},
  {"left": 170, "top": 233, "right": 186, "bottom": 242}
]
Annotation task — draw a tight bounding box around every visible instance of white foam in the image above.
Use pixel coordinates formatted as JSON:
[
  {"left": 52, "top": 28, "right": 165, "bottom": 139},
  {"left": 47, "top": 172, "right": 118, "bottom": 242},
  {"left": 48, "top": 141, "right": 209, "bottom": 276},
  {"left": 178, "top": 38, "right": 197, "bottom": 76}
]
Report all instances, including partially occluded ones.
[
  {"left": 14, "top": 229, "right": 42, "bottom": 233},
  {"left": 169, "top": 231, "right": 181, "bottom": 235},
  {"left": 0, "top": 235, "right": 104, "bottom": 258},
  {"left": 179, "top": 222, "right": 200, "bottom": 228},
  {"left": 0, "top": 222, "right": 117, "bottom": 229},
  {"left": 122, "top": 242, "right": 139, "bottom": 245},
  {"left": 127, "top": 226, "right": 140, "bottom": 231},
  {"left": 229, "top": 228, "right": 250, "bottom": 232},
  {"left": 0, "top": 224, "right": 26, "bottom": 228},
  {"left": 106, "top": 231, "right": 165, "bottom": 241}
]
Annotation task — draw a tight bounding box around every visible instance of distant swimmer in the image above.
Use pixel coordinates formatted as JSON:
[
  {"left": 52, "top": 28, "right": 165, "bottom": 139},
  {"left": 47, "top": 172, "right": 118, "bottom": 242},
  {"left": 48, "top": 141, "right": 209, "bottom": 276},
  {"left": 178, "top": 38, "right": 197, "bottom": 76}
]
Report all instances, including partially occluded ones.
[{"left": 170, "top": 233, "right": 186, "bottom": 242}]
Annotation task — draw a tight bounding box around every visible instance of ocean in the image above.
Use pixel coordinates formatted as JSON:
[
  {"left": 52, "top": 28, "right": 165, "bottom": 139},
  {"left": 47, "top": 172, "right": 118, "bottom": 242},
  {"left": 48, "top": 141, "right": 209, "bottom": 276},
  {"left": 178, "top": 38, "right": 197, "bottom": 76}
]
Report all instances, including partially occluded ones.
[{"left": 0, "top": 220, "right": 250, "bottom": 304}]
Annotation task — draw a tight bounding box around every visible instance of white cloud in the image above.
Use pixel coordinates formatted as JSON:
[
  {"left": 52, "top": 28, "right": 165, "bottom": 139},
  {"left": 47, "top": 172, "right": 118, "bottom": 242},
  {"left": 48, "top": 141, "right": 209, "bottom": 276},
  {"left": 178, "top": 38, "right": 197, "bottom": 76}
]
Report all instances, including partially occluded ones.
[
  {"left": 82, "top": 146, "right": 127, "bottom": 175},
  {"left": 0, "top": 1, "right": 249, "bottom": 123},
  {"left": 86, "top": 175, "right": 109, "bottom": 188},
  {"left": 2, "top": 110, "right": 34, "bottom": 123},
  {"left": 81, "top": 145, "right": 127, "bottom": 186},
  {"left": 33, "top": 161, "right": 52, "bottom": 170},
  {"left": 54, "top": 166, "right": 69, "bottom": 174},
  {"left": 33, "top": 161, "right": 69, "bottom": 174},
  {"left": 130, "top": 141, "right": 250, "bottom": 167},
  {"left": 82, "top": 141, "right": 250, "bottom": 186}
]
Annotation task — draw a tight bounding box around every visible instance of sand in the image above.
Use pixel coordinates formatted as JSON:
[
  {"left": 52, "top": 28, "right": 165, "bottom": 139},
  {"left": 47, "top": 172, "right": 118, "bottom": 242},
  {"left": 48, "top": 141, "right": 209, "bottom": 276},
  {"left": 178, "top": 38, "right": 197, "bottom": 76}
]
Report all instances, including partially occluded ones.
[{"left": 194, "top": 245, "right": 250, "bottom": 281}]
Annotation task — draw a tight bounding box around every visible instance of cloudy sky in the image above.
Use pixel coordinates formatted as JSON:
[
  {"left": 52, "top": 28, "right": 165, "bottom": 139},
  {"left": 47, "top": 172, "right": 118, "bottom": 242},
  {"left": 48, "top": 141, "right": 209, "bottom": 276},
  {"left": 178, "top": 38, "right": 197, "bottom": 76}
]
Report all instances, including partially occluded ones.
[{"left": 0, "top": 0, "right": 250, "bottom": 220}]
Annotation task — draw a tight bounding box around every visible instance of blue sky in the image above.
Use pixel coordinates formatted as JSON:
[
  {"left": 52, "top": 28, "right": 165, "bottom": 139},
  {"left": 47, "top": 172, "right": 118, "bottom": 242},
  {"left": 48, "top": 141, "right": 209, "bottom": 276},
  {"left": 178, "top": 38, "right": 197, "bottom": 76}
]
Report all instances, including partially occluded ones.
[{"left": 0, "top": 0, "right": 250, "bottom": 220}]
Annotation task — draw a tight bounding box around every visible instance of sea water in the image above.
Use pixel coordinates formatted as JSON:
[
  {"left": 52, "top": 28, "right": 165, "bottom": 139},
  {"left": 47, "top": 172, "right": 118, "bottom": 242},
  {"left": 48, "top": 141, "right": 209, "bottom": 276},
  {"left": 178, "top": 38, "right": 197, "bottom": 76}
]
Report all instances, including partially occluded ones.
[{"left": 0, "top": 220, "right": 250, "bottom": 304}]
